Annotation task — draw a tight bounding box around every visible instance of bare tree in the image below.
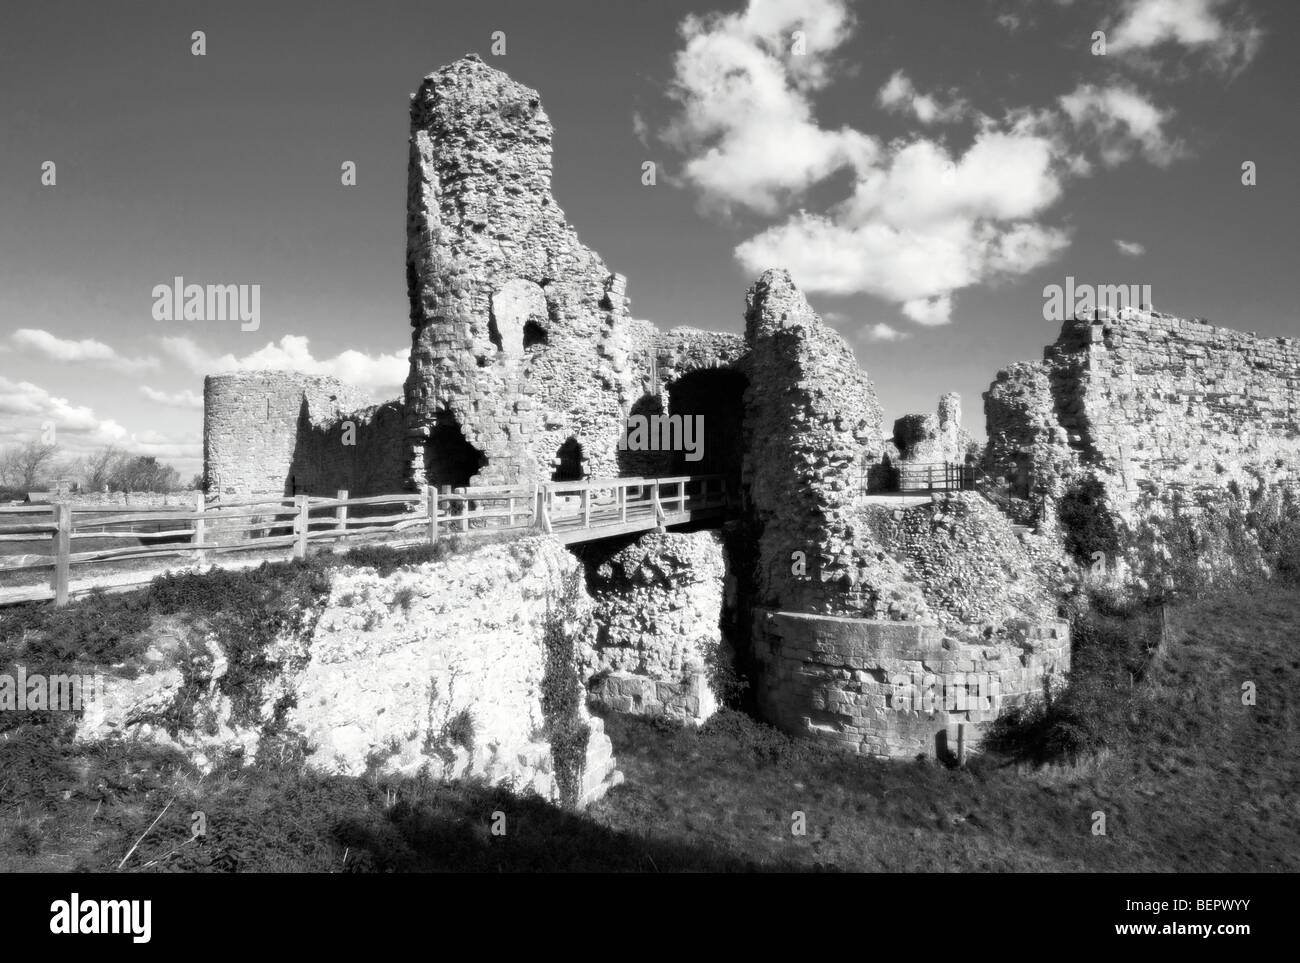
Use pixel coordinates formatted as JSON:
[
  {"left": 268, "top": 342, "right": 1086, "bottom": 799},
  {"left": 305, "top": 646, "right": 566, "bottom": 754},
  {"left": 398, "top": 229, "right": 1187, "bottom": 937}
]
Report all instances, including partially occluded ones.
[
  {"left": 8, "top": 441, "right": 59, "bottom": 490},
  {"left": 79, "top": 445, "right": 127, "bottom": 492}
]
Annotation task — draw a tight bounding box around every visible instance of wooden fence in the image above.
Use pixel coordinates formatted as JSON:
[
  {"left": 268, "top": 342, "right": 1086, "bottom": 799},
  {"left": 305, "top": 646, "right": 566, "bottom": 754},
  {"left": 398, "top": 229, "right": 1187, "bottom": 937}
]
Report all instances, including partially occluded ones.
[{"left": 0, "top": 474, "right": 734, "bottom": 606}]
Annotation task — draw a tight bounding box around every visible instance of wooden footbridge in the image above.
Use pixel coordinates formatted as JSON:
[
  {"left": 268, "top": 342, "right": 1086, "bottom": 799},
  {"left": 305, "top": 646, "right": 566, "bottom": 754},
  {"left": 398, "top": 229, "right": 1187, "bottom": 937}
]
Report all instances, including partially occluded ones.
[{"left": 0, "top": 474, "right": 737, "bottom": 606}]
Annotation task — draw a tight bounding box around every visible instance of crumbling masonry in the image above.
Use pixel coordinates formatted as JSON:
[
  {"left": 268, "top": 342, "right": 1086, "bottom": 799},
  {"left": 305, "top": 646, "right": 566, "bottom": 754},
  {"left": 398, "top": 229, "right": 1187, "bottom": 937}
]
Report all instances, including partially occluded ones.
[{"left": 203, "top": 54, "right": 1300, "bottom": 760}]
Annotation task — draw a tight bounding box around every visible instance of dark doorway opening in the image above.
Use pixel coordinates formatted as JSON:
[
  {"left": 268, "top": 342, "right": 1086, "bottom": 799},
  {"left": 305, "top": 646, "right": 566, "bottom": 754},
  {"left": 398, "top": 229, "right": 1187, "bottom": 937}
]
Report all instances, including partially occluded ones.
[
  {"left": 523, "top": 320, "right": 548, "bottom": 349},
  {"left": 665, "top": 368, "right": 748, "bottom": 477},
  {"left": 553, "top": 436, "right": 585, "bottom": 481},
  {"left": 426, "top": 413, "right": 487, "bottom": 489}
]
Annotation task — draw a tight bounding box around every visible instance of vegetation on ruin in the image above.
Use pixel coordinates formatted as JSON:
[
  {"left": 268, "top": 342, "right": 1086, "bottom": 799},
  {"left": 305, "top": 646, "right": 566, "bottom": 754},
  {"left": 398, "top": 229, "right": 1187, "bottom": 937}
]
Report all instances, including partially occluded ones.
[
  {"left": 2, "top": 579, "right": 1296, "bottom": 872},
  {"left": 0, "top": 535, "right": 519, "bottom": 736},
  {"left": 539, "top": 568, "right": 592, "bottom": 810},
  {"left": 1056, "top": 475, "right": 1120, "bottom": 564},
  {"left": 3, "top": 514, "right": 1297, "bottom": 871}
]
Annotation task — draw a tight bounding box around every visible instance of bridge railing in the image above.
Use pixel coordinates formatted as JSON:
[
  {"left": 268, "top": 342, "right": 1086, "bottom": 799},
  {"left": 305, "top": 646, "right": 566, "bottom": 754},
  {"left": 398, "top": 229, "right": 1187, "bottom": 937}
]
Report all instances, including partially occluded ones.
[
  {"left": 534, "top": 474, "right": 732, "bottom": 533},
  {"left": 1, "top": 473, "right": 737, "bottom": 606},
  {"left": 897, "top": 462, "right": 975, "bottom": 493}
]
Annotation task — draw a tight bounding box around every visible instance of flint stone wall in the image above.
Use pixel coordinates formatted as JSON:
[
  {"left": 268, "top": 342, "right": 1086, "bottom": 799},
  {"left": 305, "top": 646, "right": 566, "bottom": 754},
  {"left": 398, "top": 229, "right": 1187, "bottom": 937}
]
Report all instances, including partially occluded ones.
[
  {"left": 583, "top": 531, "right": 727, "bottom": 725},
  {"left": 741, "top": 269, "right": 898, "bottom": 615},
  {"left": 204, "top": 372, "right": 404, "bottom": 498},
  {"left": 404, "top": 55, "right": 655, "bottom": 488},
  {"left": 986, "top": 312, "right": 1300, "bottom": 521},
  {"left": 753, "top": 610, "right": 1070, "bottom": 759},
  {"left": 893, "top": 392, "right": 973, "bottom": 465}
]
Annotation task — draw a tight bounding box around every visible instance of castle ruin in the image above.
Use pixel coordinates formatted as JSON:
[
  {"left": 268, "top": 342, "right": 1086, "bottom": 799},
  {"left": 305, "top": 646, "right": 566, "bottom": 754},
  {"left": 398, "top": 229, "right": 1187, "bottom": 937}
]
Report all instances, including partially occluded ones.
[{"left": 203, "top": 54, "right": 1300, "bottom": 760}]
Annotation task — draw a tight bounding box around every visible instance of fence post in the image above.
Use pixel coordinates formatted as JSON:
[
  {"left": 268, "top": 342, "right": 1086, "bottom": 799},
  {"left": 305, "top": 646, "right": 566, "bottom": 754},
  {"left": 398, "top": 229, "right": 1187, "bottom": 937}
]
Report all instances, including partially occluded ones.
[
  {"left": 620, "top": 483, "right": 627, "bottom": 523},
  {"left": 582, "top": 487, "right": 590, "bottom": 528},
  {"left": 457, "top": 487, "right": 469, "bottom": 533},
  {"left": 294, "top": 494, "right": 309, "bottom": 559},
  {"left": 193, "top": 491, "right": 207, "bottom": 567},
  {"left": 336, "top": 489, "right": 349, "bottom": 543},
  {"left": 51, "top": 503, "right": 71, "bottom": 607},
  {"left": 426, "top": 486, "right": 438, "bottom": 545},
  {"left": 535, "top": 486, "right": 553, "bottom": 534}
]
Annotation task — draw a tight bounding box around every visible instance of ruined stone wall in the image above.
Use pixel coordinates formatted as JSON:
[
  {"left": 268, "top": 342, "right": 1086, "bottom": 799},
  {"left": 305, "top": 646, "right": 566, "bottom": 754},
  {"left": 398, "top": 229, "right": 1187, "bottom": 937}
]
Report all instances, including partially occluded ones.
[
  {"left": 204, "top": 372, "right": 386, "bottom": 497},
  {"left": 741, "top": 269, "right": 893, "bottom": 615},
  {"left": 737, "top": 271, "right": 1070, "bottom": 756},
  {"left": 986, "top": 312, "right": 1300, "bottom": 521},
  {"left": 404, "top": 55, "right": 656, "bottom": 488},
  {"left": 615, "top": 327, "right": 748, "bottom": 478},
  {"left": 893, "top": 392, "right": 974, "bottom": 464},
  {"left": 208, "top": 57, "right": 752, "bottom": 495},
  {"left": 582, "top": 531, "right": 728, "bottom": 725},
  {"left": 287, "top": 400, "right": 407, "bottom": 498},
  {"left": 754, "top": 611, "right": 1069, "bottom": 759}
]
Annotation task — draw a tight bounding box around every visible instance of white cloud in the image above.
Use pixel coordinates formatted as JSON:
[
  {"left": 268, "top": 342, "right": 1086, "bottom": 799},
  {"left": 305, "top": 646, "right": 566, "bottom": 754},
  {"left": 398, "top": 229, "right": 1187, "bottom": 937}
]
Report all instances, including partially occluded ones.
[
  {"left": 160, "top": 335, "right": 406, "bottom": 396},
  {"left": 662, "top": 0, "right": 877, "bottom": 215},
  {"left": 864, "top": 323, "right": 909, "bottom": 342},
  {"left": 661, "top": 0, "right": 1194, "bottom": 331},
  {"left": 1109, "top": 0, "right": 1263, "bottom": 75},
  {"left": 0, "top": 375, "right": 202, "bottom": 470},
  {"left": 11, "top": 328, "right": 159, "bottom": 374},
  {"left": 901, "top": 296, "right": 953, "bottom": 327},
  {"left": 1059, "top": 83, "right": 1185, "bottom": 167},
  {"left": 996, "top": 12, "right": 1022, "bottom": 33},
  {"left": 877, "top": 71, "right": 969, "bottom": 125},
  {"left": 1115, "top": 238, "right": 1146, "bottom": 256},
  {"left": 0, "top": 376, "right": 128, "bottom": 443},
  {"left": 140, "top": 386, "right": 204, "bottom": 409}
]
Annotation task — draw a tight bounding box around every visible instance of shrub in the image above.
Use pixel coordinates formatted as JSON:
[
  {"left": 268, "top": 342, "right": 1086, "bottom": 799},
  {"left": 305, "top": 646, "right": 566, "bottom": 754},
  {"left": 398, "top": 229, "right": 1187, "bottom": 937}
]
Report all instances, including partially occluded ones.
[
  {"left": 985, "top": 607, "right": 1160, "bottom": 764},
  {"left": 539, "top": 568, "right": 591, "bottom": 809},
  {"left": 702, "top": 637, "right": 748, "bottom": 708},
  {"left": 1057, "top": 475, "right": 1119, "bottom": 564},
  {"left": 339, "top": 533, "right": 516, "bottom": 578}
]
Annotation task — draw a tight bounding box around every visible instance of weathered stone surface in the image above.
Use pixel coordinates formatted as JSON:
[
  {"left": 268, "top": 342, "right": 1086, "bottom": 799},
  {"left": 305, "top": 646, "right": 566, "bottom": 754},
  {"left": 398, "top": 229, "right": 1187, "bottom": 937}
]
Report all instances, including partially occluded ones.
[
  {"left": 741, "top": 268, "right": 891, "bottom": 615},
  {"left": 205, "top": 56, "right": 751, "bottom": 496},
  {"left": 403, "top": 54, "right": 656, "bottom": 487},
  {"left": 583, "top": 531, "right": 727, "bottom": 725},
  {"left": 893, "top": 392, "right": 973, "bottom": 465},
  {"left": 985, "top": 311, "right": 1300, "bottom": 524},
  {"left": 205, "top": 372, "right": 404, "bottom": 497},
  {"left": 76, "top": 536, "right": 622, "bottom": 807},
  {"left": 754, "top": 609, "right": 1070, "bottom": 759}
]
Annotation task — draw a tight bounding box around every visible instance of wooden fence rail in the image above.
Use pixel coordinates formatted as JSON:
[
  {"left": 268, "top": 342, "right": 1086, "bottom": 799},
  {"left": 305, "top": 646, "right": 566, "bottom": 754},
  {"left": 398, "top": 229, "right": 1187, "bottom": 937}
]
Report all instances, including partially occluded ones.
[{"left": 0, "top": 473, "right": 736, "bottom": 605}]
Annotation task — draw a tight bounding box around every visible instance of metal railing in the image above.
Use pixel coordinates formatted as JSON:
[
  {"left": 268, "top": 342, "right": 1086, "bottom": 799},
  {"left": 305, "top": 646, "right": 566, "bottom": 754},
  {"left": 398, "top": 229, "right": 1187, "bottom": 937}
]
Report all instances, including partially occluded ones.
[{"left": 897, "top": 462, "right": 976, "bottom": 493}]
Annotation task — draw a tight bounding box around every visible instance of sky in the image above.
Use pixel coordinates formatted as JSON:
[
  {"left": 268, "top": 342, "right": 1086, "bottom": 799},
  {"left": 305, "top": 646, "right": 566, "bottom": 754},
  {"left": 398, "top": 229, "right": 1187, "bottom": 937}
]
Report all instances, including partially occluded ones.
[{"left": 1, "top": 0, "right": 1297, "bottom": 478}]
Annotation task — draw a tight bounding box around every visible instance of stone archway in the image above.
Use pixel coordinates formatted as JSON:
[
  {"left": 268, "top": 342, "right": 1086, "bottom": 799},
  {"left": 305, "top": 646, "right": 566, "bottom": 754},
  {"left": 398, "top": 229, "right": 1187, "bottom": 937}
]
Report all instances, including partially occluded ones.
[{"left": 426, "top": 412, "right": 487, "bottom": 489}]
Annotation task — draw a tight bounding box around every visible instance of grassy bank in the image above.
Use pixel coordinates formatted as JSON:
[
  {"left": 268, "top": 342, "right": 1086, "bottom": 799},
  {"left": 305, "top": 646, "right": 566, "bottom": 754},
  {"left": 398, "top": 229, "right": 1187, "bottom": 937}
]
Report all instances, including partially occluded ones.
[{"left": 2, "top": 581, "right": 1295, "bottom": 872}]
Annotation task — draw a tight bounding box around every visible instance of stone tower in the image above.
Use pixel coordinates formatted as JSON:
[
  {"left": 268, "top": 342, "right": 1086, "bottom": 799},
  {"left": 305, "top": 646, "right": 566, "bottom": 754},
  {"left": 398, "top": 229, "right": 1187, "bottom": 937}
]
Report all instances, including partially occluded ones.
[{"left": 403, "top": 54, "right": 651, "bottom": 488}]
